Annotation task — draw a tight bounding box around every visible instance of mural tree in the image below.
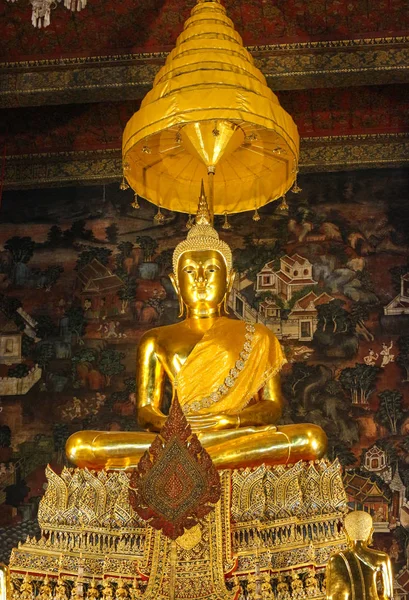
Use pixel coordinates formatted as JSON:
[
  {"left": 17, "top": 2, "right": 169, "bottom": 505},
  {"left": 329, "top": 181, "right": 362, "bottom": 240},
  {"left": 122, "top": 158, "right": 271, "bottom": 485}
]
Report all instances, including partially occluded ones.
[
  {"left": 233, "top": 236, "right": 282, "bottom": 282},
  {"left": 282, "top": 362, "right": 359, "bottom": 460},
  {"left": 41, "top": 265, "right": 64, "bottom": 291},
  {"left": 47, "top": 225, "right": 63, "bottom": 247},
  {"left": 64, "top": 306, "right": 87, "bottom": 342},
  {"left": 339, "top": 364, "right": 381, "bottom": 405},
  {"left": 105, "top": 224, "right": 119, "bottom": 244},
  {"left": 35, "top": 343, "right": 54, "bottom": 369},
  {"left": 8, "top": 364, "right": 30, "bottom": 378},
  {"left": 76, "top": 247, "right": 112, "bottom": 271},
  {"left": 350, "top": 302, "right": 374, "bottom": 342},
  {"left": 115, "top": 241, "right": 134, "bottom": 272},
  {"left": 5, "top": 236, "right": 36, "bottom": 284},
  {"left": 22, "top": 334, "right": 35, "bottom": 358},
  {"left": 35, "top": 315, "right": 57, "bottom": 339},
  {"left": 71, "top": 347, "right": 98, "bottom": 386},
  {"left": 314, "top": 300, "right": 358, "bottom": 358},
  {"left": 0, "top": 294, "right": 21, "bottom": 320},
  {"left": 156, "top": 248, "right": 173, "bottom": 275},
  {"left": 4, "top": 236, "right": 35, "bottom": 265},
  {"left": 397, "top": 335, "right": 409, "bottom": 382},
  {"left": 328, "top": 441, "right": 357, "bottom": 466},
  {"left": 0, "top": 425, "right": 11, "bottom": 448},
  {"left": 53, "top": 423, "right": 70, "bottom": 464},
  {"left": 118, "top": 276, "right": 137, "bottom": 314},
  {"left": 98, "top": 349, "right": 125, "bottom": 386},
  {"left": 135, "top": 236, "right": 158, "bottom": 262},
  {"left": 375, "top": 390, "right": 404, "bottom": 435},
  {"left": 69, "top": 219, "right": 94, "bottom": 242}
]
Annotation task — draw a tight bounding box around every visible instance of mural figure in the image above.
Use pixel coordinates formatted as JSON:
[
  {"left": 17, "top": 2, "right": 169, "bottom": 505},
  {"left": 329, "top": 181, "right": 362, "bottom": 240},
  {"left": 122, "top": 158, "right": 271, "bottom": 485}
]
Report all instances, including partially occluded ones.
[
  {"left": 364, "top": 349, "right": 379, "bottom": 366},
  {"left": 380, "top": 342, "right": 395, "bottom": 368}
]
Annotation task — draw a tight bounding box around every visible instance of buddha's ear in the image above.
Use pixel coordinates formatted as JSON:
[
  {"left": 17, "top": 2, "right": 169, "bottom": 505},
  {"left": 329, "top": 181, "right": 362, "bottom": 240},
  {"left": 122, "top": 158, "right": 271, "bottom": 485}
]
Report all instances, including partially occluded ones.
[
  {"left": 169, "top": 273, "right": 179, "bottom": 296},
  {"left": 223, "top": 269, "right": 236, "bottom": 315},
  {"left": 169, "top": 273, "right": 185, "bottom": 317},
  {"left": 227, "top": 268, "right": 236, "bottom": 294}
]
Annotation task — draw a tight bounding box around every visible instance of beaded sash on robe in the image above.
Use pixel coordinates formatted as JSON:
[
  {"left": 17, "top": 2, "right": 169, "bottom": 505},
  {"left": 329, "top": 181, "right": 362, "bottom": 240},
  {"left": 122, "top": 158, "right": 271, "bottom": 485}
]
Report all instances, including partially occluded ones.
[{"left": 176, "top": 317, "right": 286, "bottom": 416}]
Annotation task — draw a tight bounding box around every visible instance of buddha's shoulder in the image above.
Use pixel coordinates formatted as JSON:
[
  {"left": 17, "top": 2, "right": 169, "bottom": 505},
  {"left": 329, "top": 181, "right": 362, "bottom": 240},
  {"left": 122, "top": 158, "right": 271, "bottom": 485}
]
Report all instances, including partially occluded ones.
[
  {"left": 366, "top": 547, "right": 391, "bottom": 562},
  {"left": 138, "top": 322, "right": 186, "bottom": 347},
  {"left": 223, "top": 317, "right": 281, "bottom": 343}
]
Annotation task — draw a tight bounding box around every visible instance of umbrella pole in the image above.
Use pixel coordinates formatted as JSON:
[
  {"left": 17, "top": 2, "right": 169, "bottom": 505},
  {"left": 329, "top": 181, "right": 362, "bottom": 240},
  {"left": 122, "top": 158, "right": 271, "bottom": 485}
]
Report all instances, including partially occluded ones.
[{"left": 207, "top": 167, "right": 215, "bottom": 224}]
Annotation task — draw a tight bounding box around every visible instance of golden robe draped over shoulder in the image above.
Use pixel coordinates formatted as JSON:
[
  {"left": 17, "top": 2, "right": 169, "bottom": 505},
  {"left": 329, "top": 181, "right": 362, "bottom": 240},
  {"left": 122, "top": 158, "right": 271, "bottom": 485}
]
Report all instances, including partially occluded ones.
[{"left": 176, "top": 317, "right": 286, "bottom": 415}]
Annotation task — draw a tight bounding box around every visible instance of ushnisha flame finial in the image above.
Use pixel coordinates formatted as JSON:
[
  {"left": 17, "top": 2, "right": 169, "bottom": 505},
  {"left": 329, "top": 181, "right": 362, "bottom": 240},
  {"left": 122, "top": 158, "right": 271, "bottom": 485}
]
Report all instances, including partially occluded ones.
[
  {"left": 172, "top": 184, "right": 232, "bottom": 277},
  {"left": 196, "top": 180, "right": 211, "bottom": 225}
]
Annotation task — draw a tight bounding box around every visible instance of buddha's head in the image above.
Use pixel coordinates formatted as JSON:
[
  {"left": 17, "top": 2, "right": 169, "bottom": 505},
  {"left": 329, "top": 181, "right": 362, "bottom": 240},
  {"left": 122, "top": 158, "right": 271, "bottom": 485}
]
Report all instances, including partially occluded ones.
[
  {"left": 170, "top": 191, "right": 235, "bottom": 317},
  {"left": 344, "top": 510, "right": 373, "bottom": 545}
]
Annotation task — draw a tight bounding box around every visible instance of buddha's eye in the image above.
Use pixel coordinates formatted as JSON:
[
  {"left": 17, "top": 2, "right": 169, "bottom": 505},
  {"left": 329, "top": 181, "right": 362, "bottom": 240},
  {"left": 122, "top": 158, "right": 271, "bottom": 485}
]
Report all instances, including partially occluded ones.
[
  {"left": 183, "top": 266, "right": 195, "bottom": 274},
  {"left": 207, "top": 264, "right": 219, "bottom": 273}
]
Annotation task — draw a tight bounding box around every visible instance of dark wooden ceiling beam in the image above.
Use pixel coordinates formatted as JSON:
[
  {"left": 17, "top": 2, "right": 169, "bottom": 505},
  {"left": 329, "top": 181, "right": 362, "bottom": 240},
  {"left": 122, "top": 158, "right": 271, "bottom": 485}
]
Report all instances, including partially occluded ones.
[
  {"left": 4, "top": 134, "right": 409, "bottom": 190},
  {"left": 1, "top": 38, "right": 409, "bottom": 108}
]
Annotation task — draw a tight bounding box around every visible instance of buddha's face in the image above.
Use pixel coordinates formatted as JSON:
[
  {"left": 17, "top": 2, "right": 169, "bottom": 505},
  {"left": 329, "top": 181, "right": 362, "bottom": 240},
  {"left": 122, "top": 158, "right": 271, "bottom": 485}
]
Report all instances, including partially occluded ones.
[{"left": 175, "top": 250, "right": 229, "bottom": 315}]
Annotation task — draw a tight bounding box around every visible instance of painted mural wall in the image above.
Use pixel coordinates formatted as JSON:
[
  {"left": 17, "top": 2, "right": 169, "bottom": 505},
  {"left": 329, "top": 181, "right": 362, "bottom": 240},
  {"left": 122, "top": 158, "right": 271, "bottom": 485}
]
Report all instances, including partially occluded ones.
[{"left": 1, "top": 167, "right": 409, "bottom": 587}]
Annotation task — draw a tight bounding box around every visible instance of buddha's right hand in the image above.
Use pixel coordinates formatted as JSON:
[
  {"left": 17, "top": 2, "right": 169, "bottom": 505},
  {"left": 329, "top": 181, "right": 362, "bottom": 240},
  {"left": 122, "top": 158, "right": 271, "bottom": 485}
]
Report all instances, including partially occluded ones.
[{"left": 187, "top": 413, "right": 238, "bottom": 431}]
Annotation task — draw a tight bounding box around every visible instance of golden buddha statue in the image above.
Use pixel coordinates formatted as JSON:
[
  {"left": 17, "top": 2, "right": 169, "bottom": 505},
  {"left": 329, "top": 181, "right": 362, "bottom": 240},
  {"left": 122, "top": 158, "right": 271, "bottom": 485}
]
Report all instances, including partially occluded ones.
[
  {"left": 55, "top": 577, "right": 68, "bottom": 600},
  {"left": 261, "top": 574, "right": 275, "bottom": 600},
  {"left": 19, "top": 574, "right": 33, "bottom": 600},
  {"left": 304, "top": 569, "right": 319, "bottom": 597},
  {"left": 128, "top": 579, "right": 142, "bottom": 600},
  {"left": 290, "top": 572, "right": 305, "bottom": 599},
  {"left": 86, "top": 579, "right": 99, "bottom": 600},
  {"left": 115, "top": 580, "right": 128, "bottom": 600},
  {"left": 326, "top": 511, "right": 393, "bottom": 600},
  {"left": 39, "top": 576, "right": 52, "bottom": 600},
  {"left": 276, "top": 575, "right": 291, "bottom": 600},
  {"left": 101, "top": 580, "right": 113, "bottom": 600},
  {"left": 66, "top": 191, "right": 327, "bottom": 471}
]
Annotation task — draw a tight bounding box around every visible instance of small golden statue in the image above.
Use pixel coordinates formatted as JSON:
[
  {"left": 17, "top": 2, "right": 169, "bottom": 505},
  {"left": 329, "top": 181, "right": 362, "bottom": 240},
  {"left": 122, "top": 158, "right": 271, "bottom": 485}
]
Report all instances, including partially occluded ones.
[
  {"left": 246, "top": 572, "right": 258, "bottom": 599},
  {"left": 86, "top": 579, "right": 99, "bottom": 600},
  {"left": 54, "top": 577, "right": 68, "bottom": 600},
  {"left": 19, "top": 574, "right": 33, "bottom": 600},
  {"left": 101, "top": 580, "right": 113, "bottom": 600},
  {"left": 70, "top": 578, "right": 84, "bottom": 600},
  {"left": 276, "top": 575, "right": 291, "bottom": 600},
  {"left": 128, "top": 579, "right": 142, "bottom": 600},
  {"left": 66, "top": 189, "right": 327, "bottom": 471},
  {"left": 326, "top": 510, "right": 394, "bottom": 600},
  {"left": 39, "top": 576, "right": 53, "bottom": 600},
  {"left": 304, "top": 568, "right": 319, "bottom": 597},
  {"left": 290, "top": 571, "right": 305, "bottom": 599},
  {"left": 114, "top": 580, "right": 128, "bottom": 600},
  {"left": 261, "top": 573, "right": 275, "bottom": 600}
]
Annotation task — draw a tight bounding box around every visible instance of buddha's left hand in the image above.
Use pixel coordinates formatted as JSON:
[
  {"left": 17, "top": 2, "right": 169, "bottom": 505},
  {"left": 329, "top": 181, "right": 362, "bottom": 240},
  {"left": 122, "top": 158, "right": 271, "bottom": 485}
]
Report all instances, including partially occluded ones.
[{"left": 188, "top": 413, "right": 237, "bottom": 431}]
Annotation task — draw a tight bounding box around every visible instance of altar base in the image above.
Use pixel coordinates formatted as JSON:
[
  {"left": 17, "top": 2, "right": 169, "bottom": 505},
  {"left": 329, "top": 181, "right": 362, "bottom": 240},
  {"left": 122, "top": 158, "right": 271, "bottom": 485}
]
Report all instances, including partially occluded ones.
[{"left": 8, "top": 460, "right": 348, "bottom": 600}]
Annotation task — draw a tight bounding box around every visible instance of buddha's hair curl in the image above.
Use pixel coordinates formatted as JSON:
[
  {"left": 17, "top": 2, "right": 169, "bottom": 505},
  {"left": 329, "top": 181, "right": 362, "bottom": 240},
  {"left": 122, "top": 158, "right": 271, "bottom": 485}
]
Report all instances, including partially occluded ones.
[{"left": 172, "top": 223, "right": 233, "bottom": 277}]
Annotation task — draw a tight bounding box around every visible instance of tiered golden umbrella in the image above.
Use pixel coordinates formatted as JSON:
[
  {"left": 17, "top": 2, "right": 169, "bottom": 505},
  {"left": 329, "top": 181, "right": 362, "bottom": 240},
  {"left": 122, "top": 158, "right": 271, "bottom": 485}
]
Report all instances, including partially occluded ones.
[{"left": 122, "top": 0, "right": 299, "bottom": 217}]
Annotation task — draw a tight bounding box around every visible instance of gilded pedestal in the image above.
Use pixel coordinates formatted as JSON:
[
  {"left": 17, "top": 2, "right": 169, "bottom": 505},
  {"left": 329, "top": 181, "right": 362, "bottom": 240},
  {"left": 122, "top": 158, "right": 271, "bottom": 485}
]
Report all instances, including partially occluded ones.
[{"left": 8, "top": 459, "right": 347, "bottom": 600}]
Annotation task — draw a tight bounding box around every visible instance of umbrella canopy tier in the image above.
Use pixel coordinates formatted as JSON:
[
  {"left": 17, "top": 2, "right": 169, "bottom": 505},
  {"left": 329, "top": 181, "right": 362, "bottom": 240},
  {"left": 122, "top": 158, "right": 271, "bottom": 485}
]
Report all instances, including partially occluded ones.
[{"left": 122, "top": 0, "right": 299, "bottom": 215}]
